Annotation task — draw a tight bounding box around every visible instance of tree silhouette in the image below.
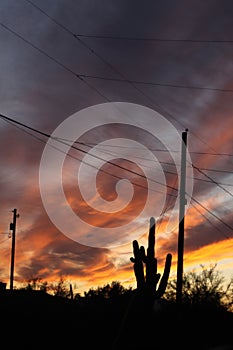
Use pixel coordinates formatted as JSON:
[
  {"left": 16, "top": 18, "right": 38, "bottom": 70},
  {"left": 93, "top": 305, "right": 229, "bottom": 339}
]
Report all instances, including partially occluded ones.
[{"left": 165, "top": 263, "right": 233, "bottom": 312}]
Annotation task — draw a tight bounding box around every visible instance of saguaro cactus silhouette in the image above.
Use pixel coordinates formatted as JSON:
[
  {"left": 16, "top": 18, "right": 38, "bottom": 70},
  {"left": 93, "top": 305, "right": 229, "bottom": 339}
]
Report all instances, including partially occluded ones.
[
  {"left": 111, "top": 218, "right": 172, "bottom": 348},
  {"left": 130, "top": 217, "right": 172, "bottom": 304}
]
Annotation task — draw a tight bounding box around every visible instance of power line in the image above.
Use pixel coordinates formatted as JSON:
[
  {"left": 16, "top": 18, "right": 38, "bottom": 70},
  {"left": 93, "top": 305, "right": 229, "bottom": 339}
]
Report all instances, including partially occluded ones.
[
  {"left": 0, "top": 113, "right": 178, "bottom": 195},
  {"left": 75, "top": 33, "right": 233, "bottom": 44},
  {"left": 0, "top": 22, "right": 108, "bottom": 102},
  {"left": 196, "top": 178, "right": 233, "bottom": 187},
  {"left": 1, "top": 112, "right": 232, "bottom": 234},
  {"left": 78, "top": 74, "right": 233, "bottom": 93},
  {"left": 24, "top": 0, "right": 233, "bottom": 171},
  {"left": 27, "top": 0, "right": 230, "bottom": 94},
  {"left": 21, "top": 0, "right": 233, "bottom": 175},
  {"left": 1, "top": 113, "right": 232, "bottom": 193},
  {"left": 76, "top": 142, "right": 233, "bottom": 173},
  {"left": 0, "top": 237, "right": 11, "bottom": 245},
  {"left": 17, "top": 1, "right": 233, "bottom": 103},
  {"left": 2, "top": 2, "right": 233, "bottom": 166},
  {"left": 190, "top": 152, "right": 233, "bottom": 157},
  {"left": 2, "top": 121, "right": 233, "bottom": 249},
  {"left": 44, "top": 138, "right": 233, "bottom": 158},
  {"left": 186, "top": 193, "right": 233, "bottom": 232},
  {"left": 25, "top": 0, "right": 218, "bottom": 143},
  {"left": 156, "top": 174, "right": 178, "bottom": 234},
  {"left": 21, "top": 0, "right": 233, "bottom": 168},
  {"left": 69, "top": 140, "right": 233, "bottom": 189},
  {"left": 189, "top": 202, "right": 231, "bottom": 240},
  {"left": 2, "top": 111, "right": 232, "bottom": 192},
  {"left": 196, "top": 166, "right": 233, "bottom": 173},
  {"left": 87, "top": 143, "right": 233, "bottom": 187},
  {"left": 192, "top": 164, "right": 233, "bottom": 198},
  {"left": 3, "top": 116, "right": 175, "bottom": 197}
]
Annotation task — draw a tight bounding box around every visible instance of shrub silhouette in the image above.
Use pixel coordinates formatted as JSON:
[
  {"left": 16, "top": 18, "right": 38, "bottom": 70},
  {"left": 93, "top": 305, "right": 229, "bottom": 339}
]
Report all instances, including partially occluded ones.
[{"left": 165, "top": 263, "right": 233, "bottom": 312}]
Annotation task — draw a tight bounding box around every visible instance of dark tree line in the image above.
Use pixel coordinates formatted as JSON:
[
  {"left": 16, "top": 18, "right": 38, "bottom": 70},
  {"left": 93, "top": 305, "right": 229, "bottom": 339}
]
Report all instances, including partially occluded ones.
[
  {"left": 13, "top": 217, "right": 233, "bottom": 313},
  {"left": 19, "top": 263, "right": 232, "bottom": 312}
]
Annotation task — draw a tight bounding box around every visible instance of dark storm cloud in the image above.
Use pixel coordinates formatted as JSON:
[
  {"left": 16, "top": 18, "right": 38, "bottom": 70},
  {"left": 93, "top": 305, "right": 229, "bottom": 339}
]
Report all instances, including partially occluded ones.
[{"left": 1, "top": 0, "right": 233, "bottom": 129}]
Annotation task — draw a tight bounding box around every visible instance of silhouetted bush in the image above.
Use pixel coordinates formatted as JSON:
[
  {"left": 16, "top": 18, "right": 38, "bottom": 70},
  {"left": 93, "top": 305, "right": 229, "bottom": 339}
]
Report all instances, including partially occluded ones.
[{"left": 165, "top": 263, "right": 233, "bottom": 312}]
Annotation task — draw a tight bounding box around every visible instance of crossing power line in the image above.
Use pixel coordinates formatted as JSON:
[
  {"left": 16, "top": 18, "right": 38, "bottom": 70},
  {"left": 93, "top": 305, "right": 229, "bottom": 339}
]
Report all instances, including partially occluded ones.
[
  {"left": 0, "top": 112, "right": 233, "bottom": 236},
  {"left": 19, "top": 0, "right": 233, "bottom": 167},
  {"left": 1, "top": 4, "right": 233, "bottom": 163}
]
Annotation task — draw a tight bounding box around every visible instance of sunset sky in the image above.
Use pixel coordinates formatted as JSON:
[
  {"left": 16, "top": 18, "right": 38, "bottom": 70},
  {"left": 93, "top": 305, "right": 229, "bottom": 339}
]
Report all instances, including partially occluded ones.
[{"left": 0, "top": 0, "right": 232, "bottom": 295}]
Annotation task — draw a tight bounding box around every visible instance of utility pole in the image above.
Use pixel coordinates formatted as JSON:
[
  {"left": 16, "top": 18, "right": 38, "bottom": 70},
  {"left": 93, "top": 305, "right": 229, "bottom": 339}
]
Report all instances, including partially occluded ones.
[
  {"left": 176, "top": 129, "right": 188, "bottom": 304},
  {"left": 9, "top": 208, "right": 19, "bottom": 290}
]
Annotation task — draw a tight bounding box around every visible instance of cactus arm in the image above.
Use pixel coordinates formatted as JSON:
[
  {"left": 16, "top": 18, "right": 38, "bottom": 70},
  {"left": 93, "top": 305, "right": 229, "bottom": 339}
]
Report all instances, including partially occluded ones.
[
  {"left": 147, "top": 217, "right": 155, "bottom": 259},
  {"left": 155, "top": 253, "right": 172, "bottom": 298},
  {"left": 130, "top": 240, "right": 145, "bottom": 290},
  {"left": 145, "top": 217, "right": 160, "bottom": 291}
]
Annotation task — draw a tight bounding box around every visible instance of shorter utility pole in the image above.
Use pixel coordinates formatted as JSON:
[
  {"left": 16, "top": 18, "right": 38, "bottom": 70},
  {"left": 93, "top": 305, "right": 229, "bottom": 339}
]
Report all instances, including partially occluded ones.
[{"left": 9, "top": 208, "right": 19, "bottom": 290}]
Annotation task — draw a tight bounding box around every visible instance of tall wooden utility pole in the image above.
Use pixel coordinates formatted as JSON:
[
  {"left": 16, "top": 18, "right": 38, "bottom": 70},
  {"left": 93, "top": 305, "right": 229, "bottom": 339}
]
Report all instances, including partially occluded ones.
[
  {"left": 176, "top": 129, "right": 188, "bottom": 303},
  {"left": 10, "top": 208, "right": 19, "bottom": 290}
]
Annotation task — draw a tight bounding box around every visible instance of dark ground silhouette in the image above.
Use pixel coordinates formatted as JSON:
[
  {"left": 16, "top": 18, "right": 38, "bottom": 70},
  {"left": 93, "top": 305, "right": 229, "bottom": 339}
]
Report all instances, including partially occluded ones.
[
  {"left": 0, "top": 289, "right": 233, "bottom": 349},
  {"left": 1, "top": 218, "right": 232, "bottom": 349}
]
